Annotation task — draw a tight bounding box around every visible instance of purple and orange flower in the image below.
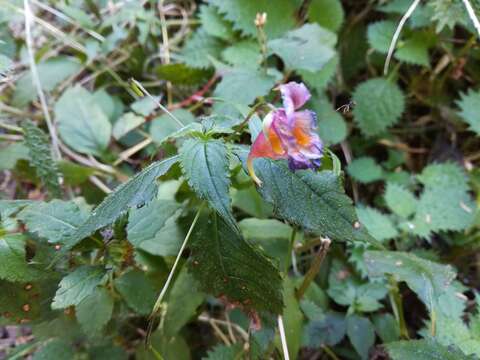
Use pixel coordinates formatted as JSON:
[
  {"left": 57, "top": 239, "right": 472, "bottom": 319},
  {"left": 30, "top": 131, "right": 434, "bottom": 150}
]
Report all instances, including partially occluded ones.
[{"left": 247, "top": 82, "right": 323, "bottom": 185}]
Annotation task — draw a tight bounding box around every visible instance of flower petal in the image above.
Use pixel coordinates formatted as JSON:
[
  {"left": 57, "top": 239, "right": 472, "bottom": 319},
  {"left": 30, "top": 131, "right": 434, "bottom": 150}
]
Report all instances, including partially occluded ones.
[{"left": 279, "top": 82, "right": 311, "bottom": 115}]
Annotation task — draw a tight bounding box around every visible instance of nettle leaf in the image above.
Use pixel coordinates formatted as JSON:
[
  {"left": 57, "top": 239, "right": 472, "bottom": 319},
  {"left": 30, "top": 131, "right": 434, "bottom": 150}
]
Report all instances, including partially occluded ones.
[
  {"left": 417, "top": 162, "right": 469, "bottom": 190},
  {"left": 0, "top": 234, "right": 47, "bottom": 282},
  {"left": 114, "top": 269, "right": 157, "bottom": 315},
  {"left": 55, "top": 85, "right": 112, "bottom": 156},
  {"left": 307, "top": 0, "right": 345, "bottom": 32},
  {"left": 347, "top": 315, "right": 375, "bottom": 360},
  {"left": 52, "top": 266, "right": 106, "bottom": 309},
  {"left": 188, "top": 213, "right": 284, "bottom": 314},
  {"left": 180, "top": 138, "right": 237, "bottom": 230},
  {"left": 365, "top": 251, "right": 456, "bottom": 312},
  {"left": 367, "top": 20, "right": 396, "bottom": 53},
  {"left": 385, "top": 339, "right": 473, "bottom": 360},
  {"left": 395, "top": 31, "right": 435, "bottom": 67},
  {"left": 199, "top": 5, "right": 235, "bottom": 40},
  {"left": 12, "top": 56, "right": 81, "bottom": 107},
  {"left": 214, "top": 67, "right": 278, "bottom": 106},
  {"left": 352, "top": 78, "right": 406, "bottom": 136},
  {"left": 246, "top": 157, "right": 374, "bottom": 244},
  {"left": 356, "top": 206, "right": 398, "bottom": 242},
  {"left": 127, "top": 199, "right": 182, "bottom": 256},
  {"left": 457, "top": 89, "right": 480, "bottom": 135},
  {"left": 163, "top": 269, "right": 205, "bottom": 337},
  {"left": 178, "top": 28, "right": 223, "bottom": 69},
  {"left": 347, "top": 157, "right": 383, "bottom": 183},
  {"left": 21, "top": 120, "right": 62, "bottom": 198},
  {"left": 269, "top": 24, "right": 337, "bottom": 72},
  {"left": 65, "top": 156, "right": 178, "bottom": 249},
  {"left": 222, "top": 40, "right": 261, "bottom": 69},
  {"left": 18, "top": 200, "right": 88, "bottom": 244},
  {"left": 208, "top": 0, "right": 297, "bottom": 38},
  {"left": 384, "top": 182, "right": 417, "bottom": 218},
  {"left": 76, "top": 287, "right": 114, "bottom": 336}
]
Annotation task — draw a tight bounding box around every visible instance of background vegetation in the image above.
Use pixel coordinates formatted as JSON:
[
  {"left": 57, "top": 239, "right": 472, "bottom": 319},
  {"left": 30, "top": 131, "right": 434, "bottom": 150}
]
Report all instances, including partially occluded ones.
[{"left": 1, "top": 0, "right": 480, "bottom": 359}]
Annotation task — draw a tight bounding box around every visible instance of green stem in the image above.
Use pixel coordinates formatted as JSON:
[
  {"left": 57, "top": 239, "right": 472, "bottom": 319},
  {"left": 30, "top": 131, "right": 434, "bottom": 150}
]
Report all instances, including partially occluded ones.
[
  {"left": 322, "top": 345, "right": 340, "bottom": 360},
  {"left": 388, "top": 275, "right": 409, "bottom": 339},
  {"left": 296, "top": 238, "right": 331, "bottom": 300}
]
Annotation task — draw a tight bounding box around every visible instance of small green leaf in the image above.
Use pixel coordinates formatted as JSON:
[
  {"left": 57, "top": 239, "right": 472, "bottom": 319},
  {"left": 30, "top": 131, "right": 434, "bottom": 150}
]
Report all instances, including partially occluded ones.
[
  {"left": 395, "top": 31, "right": 435, "bottom": 66},
  {"left": 18, "top": 200, "right": 88, "bottom": 244},
  {"left": 203, "top": 344, "right": 243, "bottom": 360},
  {"left": 55, "top": 85, "right": 112, "bottom": 156},
  {"left": 367, "top": 20, "right": 396, "bottom": 53},
  {"left": 303, "top": 312, "right": 346, "bottom": 347},
  {"left": 52, "top": 266, "right": 106, "bottom": 309},
  {"left": 199, "top": 5, "right": 235, "bottom": 40},
  {"left": 21, "top": 120, "right": 62, "bottom": 198},
  {"left": 114, "top": 269, "right": 157, "bottom": 315},
  {"left": 385, "top": 339, "right": 473, "bottom": 360},
  {"left": 457, "top": 89, "right": 480, "bottom": 135},
  {"left": 353, "top": 78, "right": 405, "bottom": 136},
  {"left": 365, "top": 251, "right": 456, "bottom": 312},
  {"left": 269, "top": 24, "right": 337, "bottom": 72},
  {"left": 347, "top": 157, "right": 383, "bottom": 183},
  {"left": 65, "top": 157, "right": 178, "bottom": 249},
  {"left": 76, "top": 287, "right": 114, "bottom": 336},
  {"left": 180, "top": 138, "right": 237, "bottom": 230},
  {"left": 112, "top": 112, "right": 145, "bottom": 140},
  {"left": 0, "top": 142, "right": 30, "bottom": 170},
  {"left": 307, "top": 0, "right": 345, "bottom": 32},
  {"left": 163, "top": 269, "right": 205, "bottom": 337},
  {"left": 178, "top": 28, "right": 223, "bottom": 68},
  {"left": 150, "top": 109, "right": 195, "bottom": 144},
  {"left": 33, "top": 339, "right": 75, "bottom": 360},
  {"left": 246, "top": 157, "right": 375, "bottom": 244},
  {"left": 356, "top": 206, "right": 398, "bottom": 242},
  {"left": 417, "top": 162, "right": 469, "bottom": 190},
  {"left": 156, "top": 63, "right": 213, "bottom": 86},
  {"left": 372, "top": 313, "right": 400, "bottom": 343},
  {"left": 222, "top": 40, "right": 261, "bottom": 69},
  {"left": 189, "top": 213, "right": 284, "bottom": 314},
  {"left": 384, "top": 182, "right": 417, "bottom": 218},
  {"left": 310, "top": 94, "right": 347, "bottom": 145},
  {"left": 347, "top": 315, "right": 375, "bottom": 360}
]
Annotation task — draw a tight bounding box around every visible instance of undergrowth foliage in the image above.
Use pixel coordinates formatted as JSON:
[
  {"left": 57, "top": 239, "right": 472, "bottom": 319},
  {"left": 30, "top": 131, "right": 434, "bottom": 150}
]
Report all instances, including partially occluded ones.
[{"left": 1, "top": 0, "right": 480, "bottom": 359}]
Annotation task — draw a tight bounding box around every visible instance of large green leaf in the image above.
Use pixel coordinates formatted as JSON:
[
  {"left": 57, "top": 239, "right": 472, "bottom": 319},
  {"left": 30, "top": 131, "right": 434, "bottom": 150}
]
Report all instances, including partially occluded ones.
[
  {"left": 55, "top": 85, "right": 112, "bottom": 156},
  {"left": 356, "top": 206, "right": 398, "bottom": 242},
  {"left": 346, "top": 315, "right": 375, "bottom": 360},
  {"left": 352, "top": 78, "right": 405, "bottom": 136},
  {"left": 365, "top": 251, "right": 456, "bottom": 312},
  {"left": 385, "top": 339, "right": 473, "bottom": 360},
  {"left": 208, "top": 0, "right": 297, "bottom": 38},
  {"left": 21, "top": 120, "right": 62, "bottom": 198},
  {"left": 268, "top": 24, "right": 337, "bottom": 72},
  {"left": 76, "top": 287, "right": 114, "bottom": 336},
  {"left": 188, "top": 213, "right": 283, "bottom": 314},
  {"left": 384, "top": 182, "right": 417, "bottom": 218},
  {"left": 179, "top": 138, "right": 237, "bottom": 230},
  {"left": 51, "top": 266, "right": 106, "bottom": 309},
  {"left": 18, "top": 200, "right": 88, "bottom": 244},
  {"left": 65, "top": 157, "right": 178, "bottom": 249},
  {"left": 114, "top": 269, "right": 156, "bottom": 315},
  {"left": 245, "top": 157, "right": 375, "bottom": 245},
  {"left": 0, "top": 234, "right": 47, "bottom": 282},
  {"left": 307, "top": 0, "right": 345, "bottom": 32},
  {"left": 199, "top": 5, "right": 235, "bottom": 40}
]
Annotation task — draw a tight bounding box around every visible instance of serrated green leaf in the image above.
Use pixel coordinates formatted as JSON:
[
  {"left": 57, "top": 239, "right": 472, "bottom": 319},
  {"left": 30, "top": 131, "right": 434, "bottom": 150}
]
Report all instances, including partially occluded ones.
[
  {"left": 418, "top": 162, "right": 469, "bottom": 190},
  {"left": 356, "top": 206, "right": 398, "bottom": 241},
  {"left": 367, "top": 20, "right": 396, "bottom": 53},
  {"left": 180, "top": 138, "right": 236, "bottom": 230},
  {"left": 347, "top": 157, "right": 383, "bottom": 183},
  {"left": 352, "top": 78, "right": 405, "bottom": 136},
  {"left": 246, "top": 157, "right": 375, "bottom": 245},
  {"left": 150, "top": 109, "right": 195, "bottom": 144},
  {"left": 346, "top": 315, "right": 375, "bottom": 360},
  {"left": 365, "top": 251, "right": 456, "bottom": 312},
  {"left": 0, "top": 234, "right": 47, "bottom": 282},
  {"left": 268, "top": 24, "right": 337, "bottom": 72},
  {"left": 18, "top": 200, "right": 88, "bottom": 244},
  {"left": 395, "top": 31, "right": 435, "bottom": 66},
  {"left": 21, "top": 120, "right": 62, "bottom": 198},
  {"left": 213, "top": 67, "right": 278, "bottom": 106},
  {"left": 203, "top": 344, "right": 243, "bottom": 360},
  {"left": 55, "top": 85, "right": 112, "bottom": 156},
  {"left": 222, "top": 40, "right": 261, "bottom": 69},
  {"left": 52, "top": 266, "right": 106, "bottom": 309},
  {"left": 457, "top": 89, "right": 480, "bottom": 135},
  {"left": 188, "top": 213, "right": 284, "bottom": 314},
  {"left": 384, "top": 182, "right": 417, "bottom": 218},
  {"left": 199, "top": 5, "right": 235, "bottom": 40},
  {"left": 178, "top": 28, "right": 223, "bottom": 69},
  {"left": 65, "top": 157, "right": 177, "bottom": 249},
  {"left": 156, "top": 63, "right": 213, "bottom": 86},
  {"left": 76, "top": 287, "right": 114, "bottom": 336},
  {"left": 163, "top": 269, "right": 205, "bottom": 337},
  {"left": 385, "top": 339, "right": 474, "bottom": 360},
  {"left": 12, "top": 57, "right": 81, "bottom": 107},
  {"left": 307, "top": 0, "right": 345, "bottom": 32},
  {"left": 127, "top": 199, "right": 182, "bottom": 256},
  {"left": 33, "top": 339, "right": 75, "bottom": 360},
  {"left": 114, "top": 269, "right": 157, "bottom": 315},
  {"left": 208, "top": 0, "right": 297, "bottom": 38}
]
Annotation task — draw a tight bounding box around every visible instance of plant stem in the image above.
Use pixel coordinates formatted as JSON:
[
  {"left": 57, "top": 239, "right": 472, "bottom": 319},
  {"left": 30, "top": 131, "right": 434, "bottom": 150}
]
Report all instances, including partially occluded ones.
[
  {"left": 296, "top": 237, "right": 331, "bottom": 300},
  {"left": 388, "top": 275, "right": 409, "bottom": 339},
  {"left": 321, "top": 345, "right": 341, "bottom": 360},
  {"left": 278, "top": 315, "right": 290, "bottom": 360}
]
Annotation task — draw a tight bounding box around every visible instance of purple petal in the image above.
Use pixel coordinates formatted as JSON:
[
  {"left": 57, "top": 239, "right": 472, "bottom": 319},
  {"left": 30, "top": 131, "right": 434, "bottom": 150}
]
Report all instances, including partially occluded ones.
[{"left": 279, "top": 82, "right": 311, "bottom": 115}]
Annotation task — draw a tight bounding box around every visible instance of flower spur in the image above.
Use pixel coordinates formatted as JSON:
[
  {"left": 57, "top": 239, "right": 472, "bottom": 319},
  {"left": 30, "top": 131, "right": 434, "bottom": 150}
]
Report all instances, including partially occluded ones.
[{"left": 247, "top": 82, "right": 323, "bottom": 186}]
